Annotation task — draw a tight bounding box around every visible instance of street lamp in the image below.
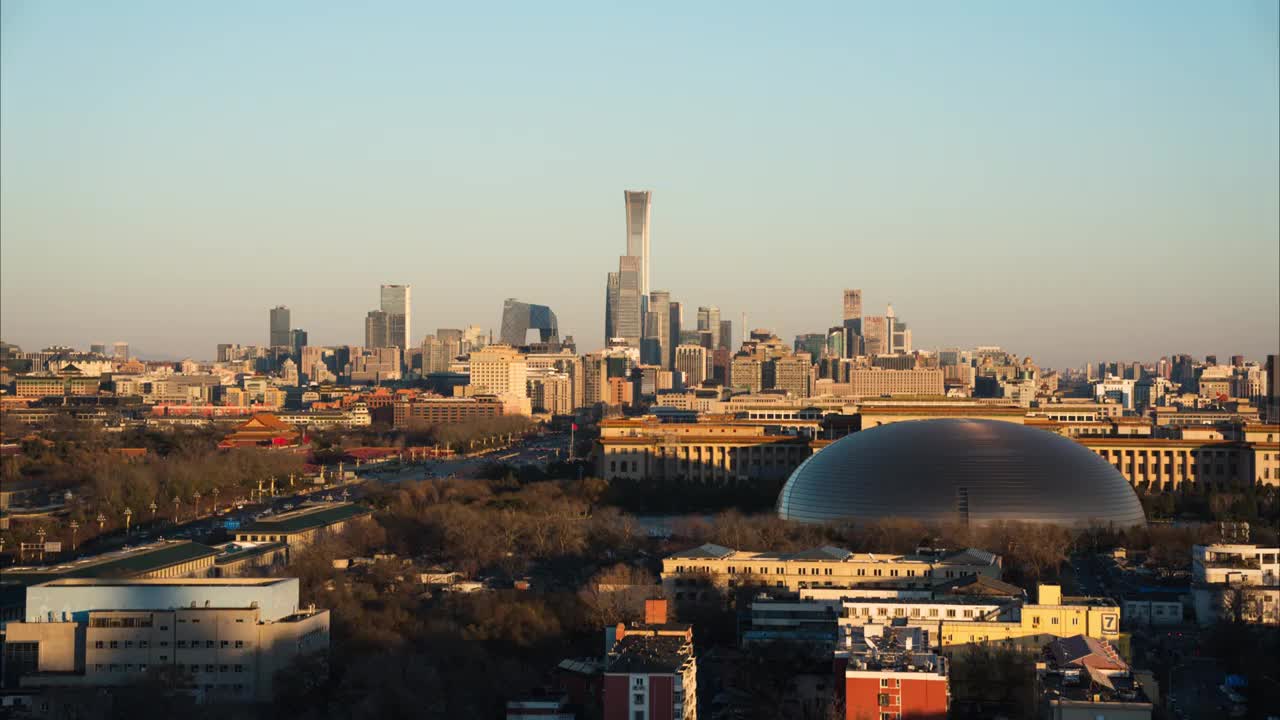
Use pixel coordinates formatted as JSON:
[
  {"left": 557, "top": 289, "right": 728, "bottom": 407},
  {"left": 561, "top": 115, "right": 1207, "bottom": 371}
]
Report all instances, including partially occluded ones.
[
  {"left": 37, "top": 527, "right": 47, "bottom": 561},
  {"left": 123, "top": 507, "right": 133, "bottom": 535},
  {"left": 212, "top": 487, "right": 221, "bottom": 513},
  {"left": 96, "top": 513, "right": 106, "bottom": 532},
  {"left": 193, "top": 492, "right": 202, "bottom": 517},
  {"left": 172, "top": 497, "right": 181, "bottom": 523},
  {"left": 69, "top": 520, "right": 80, "bottom": 550},
  {"left": 149, "top": 501, "right": 158, "bottom": 520}
]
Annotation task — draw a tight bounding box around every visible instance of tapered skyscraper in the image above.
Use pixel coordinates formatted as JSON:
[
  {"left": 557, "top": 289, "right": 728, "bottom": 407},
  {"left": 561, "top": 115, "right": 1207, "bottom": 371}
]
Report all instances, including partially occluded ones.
[{"left": 624, "top": 190, "right": 652, "bottom": 297}]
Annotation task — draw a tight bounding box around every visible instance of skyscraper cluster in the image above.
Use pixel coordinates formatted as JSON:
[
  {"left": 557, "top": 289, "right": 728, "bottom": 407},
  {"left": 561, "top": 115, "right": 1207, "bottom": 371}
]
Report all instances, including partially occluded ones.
[
  {"left": 603, "top": 191, "right": 731, "bottom": 379},
  {"left": 835, "top": 289, "right": 911, "bottom": 358}
]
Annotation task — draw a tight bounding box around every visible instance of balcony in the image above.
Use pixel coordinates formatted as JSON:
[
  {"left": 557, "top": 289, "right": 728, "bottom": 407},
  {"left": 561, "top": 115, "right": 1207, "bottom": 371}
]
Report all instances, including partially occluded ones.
[{"left": 1204, "top": 557, "right": 1260, "bottom": 570}]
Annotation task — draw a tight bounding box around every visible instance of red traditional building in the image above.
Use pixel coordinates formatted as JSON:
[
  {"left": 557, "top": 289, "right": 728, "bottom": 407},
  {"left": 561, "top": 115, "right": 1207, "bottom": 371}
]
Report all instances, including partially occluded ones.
[{"left": 218, "top": 413, "right": 302, "bottom": 449}]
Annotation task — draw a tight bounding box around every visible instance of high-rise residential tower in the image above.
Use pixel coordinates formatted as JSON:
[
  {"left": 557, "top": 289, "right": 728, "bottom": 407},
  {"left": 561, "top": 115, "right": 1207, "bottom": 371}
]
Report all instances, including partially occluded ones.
[
  {"left": 270, "top": 306, "right": 291, "bottom": 348},
  {"left": 624, "top": 190, "right": 652, "bottom": 297},
  {"left": 379, "top": 284, "right": 411, "bottom": 349}
]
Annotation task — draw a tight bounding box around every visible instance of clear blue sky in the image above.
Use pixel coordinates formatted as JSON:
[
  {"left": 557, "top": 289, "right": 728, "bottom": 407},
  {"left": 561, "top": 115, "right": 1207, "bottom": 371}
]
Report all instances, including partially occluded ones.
[{"left": 3, "top": 1, "right": 1278, "bottom": 368}]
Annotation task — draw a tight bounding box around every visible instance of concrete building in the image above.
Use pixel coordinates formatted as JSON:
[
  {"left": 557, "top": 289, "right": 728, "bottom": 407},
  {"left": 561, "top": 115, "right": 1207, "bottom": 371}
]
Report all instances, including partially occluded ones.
[
  {"left": 828, "top": 584, "right": 1122, "bottom": 652},
  {"left": 838, "top": 623, "right": 948, "bottom": 720},
  {"left": 597, "top": 415, "right": 819, "bottom": 485},
  {"left": 674, "top": 344, "right": 708, "bottom": 387},
  {"left": 14, "top": 376, "right": 99, "bottom": 398},
  {"left": 269, "top": 306, "right": 291, "bottom": 348},
  {"left": 602, "top": 599, "right": 696, "bottom": 720},
  {"left": 773, "top": 352, "right": 813, "bottom": 398},
  {"left": 394, "top": 396, "right": 506, "bottom": 427},
  {"left": 4, "top": 578, "right": 328, "bottom": 703},
  {"left": 661, "top": 545, "right": 1002, "bottom": 598},
  {"left": 467, "top": 344, "right": 530, "bottom": 413},
  {"left": 529, "top": 371, "right": 573, "bottom": 416},
  {"left": 730, "top": 356, "right": 763, "bottom": 393},
  {"left": 1077, "top": 437, "right": 1279, "bottom": 490},
  {"left": 233, "top": 503, "right": 372, "bottom": 549},
  {"left": 1121, "top": 593, "right": 1184, "bottom": 627},
  {"left": 1190, "top": 543, "right": 1279, "bottom": 625},
  {"left": 847, "top": 368, "right": 944, "bottom": 397},
  {"left": 111, "top": 342, "right": 129, "bottom": 361}
]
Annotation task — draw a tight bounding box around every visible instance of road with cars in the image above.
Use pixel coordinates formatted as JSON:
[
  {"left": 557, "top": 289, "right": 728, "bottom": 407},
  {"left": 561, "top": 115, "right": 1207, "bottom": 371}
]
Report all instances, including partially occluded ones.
[{"left": 356, "top": 431, "right": 575, "bottom": 483}]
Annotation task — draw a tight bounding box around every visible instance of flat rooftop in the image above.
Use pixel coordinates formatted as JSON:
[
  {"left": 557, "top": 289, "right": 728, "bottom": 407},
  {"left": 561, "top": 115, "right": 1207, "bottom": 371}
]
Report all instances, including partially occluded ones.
[
  {"left": 238, "top": 502, "right": 371, "bottom": 533},
  {"left": 2, "top": 541, "right": 218, "bottom": 587},
  {"left": 667, "top": 544, "right": 999, "bottom": 566},
  {"left": 35, "top": 577, "right": 293, "bottom": 588}
]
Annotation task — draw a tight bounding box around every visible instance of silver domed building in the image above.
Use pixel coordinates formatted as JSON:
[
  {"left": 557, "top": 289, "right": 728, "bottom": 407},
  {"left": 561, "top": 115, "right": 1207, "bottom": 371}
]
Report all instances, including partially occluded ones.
[{"left": 777, "top": 419, "right": 1146, "bottom": 527}]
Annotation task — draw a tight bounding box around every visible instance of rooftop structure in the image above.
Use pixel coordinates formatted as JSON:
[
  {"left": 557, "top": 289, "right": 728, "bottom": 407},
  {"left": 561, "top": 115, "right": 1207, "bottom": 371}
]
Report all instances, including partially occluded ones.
[
  {"left": 838, "top": 623, "right": 949, "bottom": 720},
  {"left": 1036, "top": 635, "right": 1152, "bottom": 719},
  {"left": 662, "top": 544, "right": 1001, "bottom": 597},
  {"left": 601, "top": 599, "right": 696, "bottom": 720},
  {"left": 234, "top": 502, "right": 372, "bottom": 548}
]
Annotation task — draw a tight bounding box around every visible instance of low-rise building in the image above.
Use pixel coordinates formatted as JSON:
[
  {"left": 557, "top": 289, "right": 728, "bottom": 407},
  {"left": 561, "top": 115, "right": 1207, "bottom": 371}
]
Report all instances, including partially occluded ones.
[
  {"left": 232, "top": 502, "right": 372, "bottom": 549},
  {"left": 837, "top": 623, "right": 949, "bottom": 720},
  {"left": 829, "top": 584, "right": 1122, "bottom": 652},
  {"left": 601, "top": 600, "right": 696, "bottom": 720},
  {"left": 661, "top": 544, "right": 1002, "bottom": 598},
  {"left": 1035, "top": 635, "right": 1152, "bottom": 720},
  {"left": 3, "top": 578, "right": 328, "bottom": 703},
  {"left": 1190, "top": 543, "right": 1279, "bottom": 625},
  {"left": 393, "top": 395, "right": 507, "bottom": 428},
  {"left": 1121, "top": 593, "right": 1185, "bottom": 628},
  {"left": 1077, "top": 438, "right": 1277, "bottom": 490},
  {"left": 597, "top": 415, "right": 821, "bottom": 485}
]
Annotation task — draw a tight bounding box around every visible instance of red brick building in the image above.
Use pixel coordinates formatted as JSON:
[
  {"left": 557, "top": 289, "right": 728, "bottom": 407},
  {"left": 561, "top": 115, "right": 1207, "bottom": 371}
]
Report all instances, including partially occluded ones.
[
  {"left": 601, "top": 600, "right": 697, "bottom": 720},
  {"left": 393, "top": 396, "right": 505, "bottom": 428},
  {"left": 838, "top": 624, "right": 948, "bottom": 720}
]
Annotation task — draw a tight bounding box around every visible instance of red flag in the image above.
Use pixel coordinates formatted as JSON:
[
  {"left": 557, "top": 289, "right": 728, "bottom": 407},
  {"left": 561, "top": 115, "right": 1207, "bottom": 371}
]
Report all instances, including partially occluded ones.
[{"left": 571, "top": 423, "right": 578, "bottom": 431}]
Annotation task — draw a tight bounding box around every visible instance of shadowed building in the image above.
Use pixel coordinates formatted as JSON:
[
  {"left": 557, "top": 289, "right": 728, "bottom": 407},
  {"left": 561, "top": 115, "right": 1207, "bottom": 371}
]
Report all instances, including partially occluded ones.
[{"left": 500, "top": 299, "right": 560, "bottom": 346}]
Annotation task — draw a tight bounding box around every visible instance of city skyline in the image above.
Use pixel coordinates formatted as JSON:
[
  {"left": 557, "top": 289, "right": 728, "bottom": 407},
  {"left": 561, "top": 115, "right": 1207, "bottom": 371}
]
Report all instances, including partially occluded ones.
[{"left": 2, "top": 2, "right": 1278, "bottom": 367}]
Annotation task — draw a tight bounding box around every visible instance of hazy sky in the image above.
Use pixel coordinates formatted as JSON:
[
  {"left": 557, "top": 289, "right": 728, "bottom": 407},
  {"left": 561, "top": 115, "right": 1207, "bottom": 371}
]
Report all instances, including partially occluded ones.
[{"left": 3, "top": 1, "right": 1278, "bottom": 368}]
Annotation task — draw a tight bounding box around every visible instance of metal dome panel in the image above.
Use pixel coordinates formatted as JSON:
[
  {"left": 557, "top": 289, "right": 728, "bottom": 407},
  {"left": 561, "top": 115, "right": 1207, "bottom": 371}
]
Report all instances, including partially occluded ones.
[{"left": 777, "top": 419, "right": 1147, "bottom": 527}]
